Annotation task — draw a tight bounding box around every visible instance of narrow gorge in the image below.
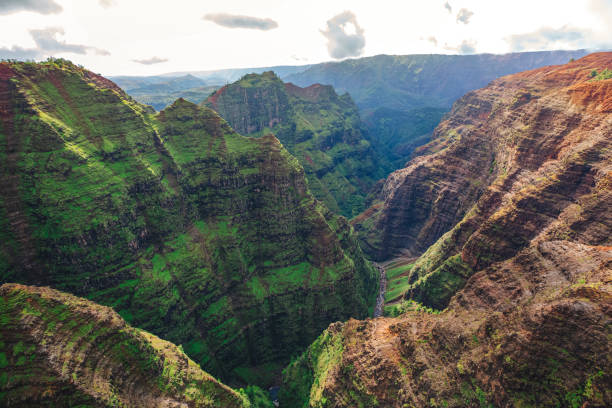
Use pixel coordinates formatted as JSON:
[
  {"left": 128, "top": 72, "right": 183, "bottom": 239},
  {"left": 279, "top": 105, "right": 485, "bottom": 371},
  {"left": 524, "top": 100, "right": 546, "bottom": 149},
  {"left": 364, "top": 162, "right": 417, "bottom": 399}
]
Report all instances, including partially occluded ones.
[{"left": 282, "top": 53, "right": 612, "bottom": 408}]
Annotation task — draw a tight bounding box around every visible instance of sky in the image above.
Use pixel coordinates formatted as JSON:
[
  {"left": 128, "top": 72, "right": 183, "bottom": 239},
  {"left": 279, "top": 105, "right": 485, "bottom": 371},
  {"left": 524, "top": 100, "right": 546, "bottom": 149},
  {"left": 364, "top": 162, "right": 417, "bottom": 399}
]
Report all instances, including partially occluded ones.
[{"left": 0, "top": 0, "right": 610, "bottom": 76}]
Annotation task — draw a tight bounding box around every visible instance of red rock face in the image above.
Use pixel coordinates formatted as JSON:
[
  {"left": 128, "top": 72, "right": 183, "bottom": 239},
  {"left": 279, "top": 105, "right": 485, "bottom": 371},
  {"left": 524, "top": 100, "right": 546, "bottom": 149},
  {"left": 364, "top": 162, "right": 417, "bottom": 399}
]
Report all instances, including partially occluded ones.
[
  {"left": 285, "top": 54, "right": 612, "bottom": 408},
  {"left": 283, "top": 82, "right": 336, "bottom": 102},
  {"left": 356, "top": 53, "right": 611, "bottom": 307}
]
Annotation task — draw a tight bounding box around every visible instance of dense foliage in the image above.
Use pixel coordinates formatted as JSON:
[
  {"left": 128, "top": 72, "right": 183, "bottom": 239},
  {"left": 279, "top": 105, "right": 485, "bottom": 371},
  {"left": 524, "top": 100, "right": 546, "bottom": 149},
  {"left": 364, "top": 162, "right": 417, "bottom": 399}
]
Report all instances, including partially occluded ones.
[{"left": 0, "top": 59, "right": 377, "bottom": 386}]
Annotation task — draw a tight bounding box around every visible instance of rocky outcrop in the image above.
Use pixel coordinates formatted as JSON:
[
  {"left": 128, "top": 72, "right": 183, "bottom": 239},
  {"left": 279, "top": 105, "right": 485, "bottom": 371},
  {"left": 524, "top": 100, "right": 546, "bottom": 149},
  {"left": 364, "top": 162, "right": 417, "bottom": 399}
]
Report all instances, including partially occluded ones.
[
  {"left": 0, "top": 283, "right": 250, "bottom": 407},
  {"left": 0, "top": 59, "right": 377, "bottom": 385},
  {"left": 204, "top": 71, "right": 385, "bottom": 217},
  {"left": 284, "top": 53, "right": 612, "bottom": 407}
]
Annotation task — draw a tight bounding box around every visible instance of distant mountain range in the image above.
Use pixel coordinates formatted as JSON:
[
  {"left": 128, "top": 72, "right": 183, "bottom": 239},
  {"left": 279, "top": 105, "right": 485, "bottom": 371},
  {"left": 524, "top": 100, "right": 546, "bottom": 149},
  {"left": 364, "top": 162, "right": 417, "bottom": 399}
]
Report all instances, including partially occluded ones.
[
  {"left": 109, "top": 64, "right": 313, "bottom": 111},
  {"left": 112, "top": 50, "right": 589, "bottom": 111},
  {"left": 109, "top": 74, "right": 218, "bottom": 111},
  {"left": 112, "top": 50, "right": 590, "bottom": 167},
  {"left": 285, "top": 50, "right": 590, "bottom": 112}
]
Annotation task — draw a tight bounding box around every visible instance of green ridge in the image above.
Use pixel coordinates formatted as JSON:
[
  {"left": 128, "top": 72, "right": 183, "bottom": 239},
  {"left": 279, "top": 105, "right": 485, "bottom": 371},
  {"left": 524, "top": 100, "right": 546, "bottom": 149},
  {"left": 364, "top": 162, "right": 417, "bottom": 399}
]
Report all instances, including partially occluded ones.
[
  {"left": 204, "top": 71, "right": 385, "bottom": 217},
  {"left": 0, "top": 283, "right": 251, "bottom": 407},
  {"left": 0, "top": 59, "right": 378, "bottom": 386}
]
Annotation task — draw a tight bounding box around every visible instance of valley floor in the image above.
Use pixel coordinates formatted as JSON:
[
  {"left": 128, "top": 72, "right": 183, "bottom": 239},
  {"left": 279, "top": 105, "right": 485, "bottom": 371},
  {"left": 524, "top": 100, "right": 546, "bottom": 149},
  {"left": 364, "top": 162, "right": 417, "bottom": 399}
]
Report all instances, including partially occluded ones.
[{"left": 376, "top": 257, "right": 417, "bottom": 315}]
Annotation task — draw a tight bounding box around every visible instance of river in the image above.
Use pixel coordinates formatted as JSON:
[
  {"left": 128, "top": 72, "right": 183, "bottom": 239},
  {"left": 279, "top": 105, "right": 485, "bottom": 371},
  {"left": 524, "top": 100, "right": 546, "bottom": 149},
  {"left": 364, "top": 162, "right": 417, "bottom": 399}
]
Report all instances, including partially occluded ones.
[{"left": 373, "top": 262, "right": 386, "bottom": 318}]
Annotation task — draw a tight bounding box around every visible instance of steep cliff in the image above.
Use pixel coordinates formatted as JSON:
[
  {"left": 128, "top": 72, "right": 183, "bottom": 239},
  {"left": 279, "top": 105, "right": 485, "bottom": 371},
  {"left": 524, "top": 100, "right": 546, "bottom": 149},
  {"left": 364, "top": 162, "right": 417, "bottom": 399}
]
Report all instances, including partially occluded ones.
[
  {"left": 204, "top": 71, "right": 384, "bottom": 217},
  {"left": 285, "top": 53, "right": 612, "bottom": 407},
  {"left": 356, "top": 53, "right": 611, "bottom": 306},
  {"left": 282, "top": 243, "right": 611, "bottom": 407},
  {"left": 0, "top": 283, "right": 251, "bottom": 407},
  {"left": 0, "top": 59, "right": 377, "bottom": 385}
]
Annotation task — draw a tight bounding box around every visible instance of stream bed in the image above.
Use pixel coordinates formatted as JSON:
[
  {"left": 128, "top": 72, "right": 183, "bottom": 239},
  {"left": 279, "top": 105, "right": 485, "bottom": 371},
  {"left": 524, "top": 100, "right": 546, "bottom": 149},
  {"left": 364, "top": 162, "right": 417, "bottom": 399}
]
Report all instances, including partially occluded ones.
[{"left": 373, "top": 263, "right": 386, "bottom": 318}]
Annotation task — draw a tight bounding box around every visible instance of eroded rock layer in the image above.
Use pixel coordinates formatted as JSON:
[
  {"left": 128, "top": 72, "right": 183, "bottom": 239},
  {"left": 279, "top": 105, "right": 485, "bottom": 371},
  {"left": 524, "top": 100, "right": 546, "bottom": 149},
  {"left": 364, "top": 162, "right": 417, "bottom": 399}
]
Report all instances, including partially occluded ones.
[
  {"left": 285, "top": 53, "right": 612, "bottom": 407},
  {"left": 356, "top": 52, "right": 611, "bottom": 307},
  {"left": 0, "top": 59, "right": 377, "bottom": 384}
]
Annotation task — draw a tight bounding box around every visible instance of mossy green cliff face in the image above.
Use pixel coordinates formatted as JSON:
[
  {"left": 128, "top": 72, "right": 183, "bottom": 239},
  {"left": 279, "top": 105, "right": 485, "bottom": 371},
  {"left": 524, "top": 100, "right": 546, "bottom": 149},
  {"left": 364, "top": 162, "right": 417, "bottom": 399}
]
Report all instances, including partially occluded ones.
[
  {"left": 0, "top": 59, "right": 377, "bottom": 384},
  {"left": 0, "top": 283, "right": 252, "bottom": 407},
  {"left": 204, "top": 71, "right": 385, "bottom": 217}
]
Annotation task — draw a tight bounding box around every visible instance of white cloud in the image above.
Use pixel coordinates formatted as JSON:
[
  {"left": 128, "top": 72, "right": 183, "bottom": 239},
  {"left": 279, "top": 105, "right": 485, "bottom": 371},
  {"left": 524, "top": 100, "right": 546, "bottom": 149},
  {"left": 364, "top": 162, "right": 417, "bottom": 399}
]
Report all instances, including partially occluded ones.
[
  {"left": 0, "top": 0, "right": 62, "bottom": 15},
  {"left": 456, "top": 8, "right": 474, "bottom": 24},
  {"left": 99, "top": 0, "right": 116, "bottom": 8},
  {"left": 505, "top": 26, "right": 602, "bottom": 51},
  {"left": 132, "top": 56, "right": 168, "bottom": 65},
  {"left": 0, "top": 27, "right": 110, "bottom": 60},
  {"left": 444, "top": 39, "right": 478, "bottom": 54},
  {"left": 203, "top": 13, "right": 278, "bottom": 30},
  {"left": 0, "top": 0, "right": 606, "bottom": 75},
  {"left": 320, "top": 11, "right": 366, "bottom": 59}
]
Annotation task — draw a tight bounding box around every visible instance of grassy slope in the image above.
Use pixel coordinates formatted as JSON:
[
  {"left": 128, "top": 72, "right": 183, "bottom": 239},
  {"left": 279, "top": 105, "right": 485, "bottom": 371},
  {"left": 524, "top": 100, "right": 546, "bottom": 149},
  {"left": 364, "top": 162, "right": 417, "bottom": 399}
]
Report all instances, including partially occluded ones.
[
  {"left": 0, "top": 283, "right": 251, "bottom": 407},
  {"left": 0, "top": 59, "right": 377, "bottom": 385},
  {"left": 383, "top": 261, "right": 414, "bottom": 303}
]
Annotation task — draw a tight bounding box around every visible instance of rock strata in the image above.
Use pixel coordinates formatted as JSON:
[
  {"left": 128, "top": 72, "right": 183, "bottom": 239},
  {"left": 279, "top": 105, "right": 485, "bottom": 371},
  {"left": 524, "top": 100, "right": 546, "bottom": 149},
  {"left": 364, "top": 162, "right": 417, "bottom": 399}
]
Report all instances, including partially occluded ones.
[
  {"left": 0, "top": 283, "right": 250, "bottom": 407},
  {"left": 285, "top": 53, "right": 612, "bottom": 407}
]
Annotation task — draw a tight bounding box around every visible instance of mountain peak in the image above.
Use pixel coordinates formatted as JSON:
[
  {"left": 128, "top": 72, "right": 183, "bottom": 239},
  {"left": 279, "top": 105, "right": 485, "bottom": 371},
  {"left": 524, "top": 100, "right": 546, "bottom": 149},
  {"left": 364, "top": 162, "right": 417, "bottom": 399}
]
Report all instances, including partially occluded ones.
[
  {"left": 202, "top": 68, "right": 385, "bottom": 216},
  {"left": 0, "top": 60, "right": 377, "bottom": 389}
]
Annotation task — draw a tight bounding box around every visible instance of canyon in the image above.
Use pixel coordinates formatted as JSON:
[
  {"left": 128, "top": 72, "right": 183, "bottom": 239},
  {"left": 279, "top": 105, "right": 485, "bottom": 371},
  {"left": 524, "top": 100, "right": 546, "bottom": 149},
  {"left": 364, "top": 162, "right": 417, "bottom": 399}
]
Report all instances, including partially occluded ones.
[
  {"left": 284, "top": 53, "right": 612, "bottom": 407},
  {"left": 0, "top": 52, "right": 610, "bottom": 407}
]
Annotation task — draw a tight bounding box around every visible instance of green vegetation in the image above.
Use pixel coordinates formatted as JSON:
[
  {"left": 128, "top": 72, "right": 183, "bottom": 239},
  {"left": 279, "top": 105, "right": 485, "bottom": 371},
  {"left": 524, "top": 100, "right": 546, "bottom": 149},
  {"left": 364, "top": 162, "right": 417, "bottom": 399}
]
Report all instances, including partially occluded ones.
[
  {"left": 0, "top": 283, "right": 250, "bottom": 407},
  {"left": 0, "top": 59, "right": 378, "bottom": 386},
  {"left": 384, "top": 262, "right": 414, "bottom": 303},
  {"left": 279, "top": 324, "right": 345, "bottom": 408},
  {"left": 204, "top": 71, "right": 385, "bottom": 217},
  {"left": 589, "top": 68, "right": 612, "bottom": 81},
  {"left": 363, "top": 106, "right": 447, "bottom": 168},
  {"left": 408, "top": 254, "right": 472, "bottom": 310},
  {"left": 240, "top": 385, "right": 275, "bottom": 408},
  {"left": 384, "top": 299, "right": 440, "bottom": 317}
]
